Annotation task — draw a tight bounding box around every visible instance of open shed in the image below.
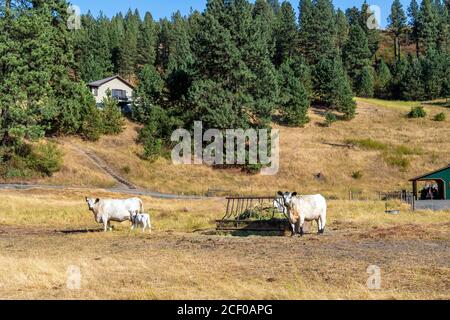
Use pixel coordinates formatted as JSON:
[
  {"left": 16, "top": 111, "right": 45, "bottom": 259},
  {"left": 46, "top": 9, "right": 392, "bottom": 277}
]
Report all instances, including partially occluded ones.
[{"left": 409, "top": 164, "right": 450, "bottom": 211}]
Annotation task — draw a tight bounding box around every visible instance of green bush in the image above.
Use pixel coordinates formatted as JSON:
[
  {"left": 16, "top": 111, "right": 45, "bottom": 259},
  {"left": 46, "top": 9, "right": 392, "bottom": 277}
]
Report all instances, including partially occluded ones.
[
  {"left": 434, "top": 112, "right": 446, "bottom": 121},
  {"left": 408, "top": 106, "right": 427, "bottom": 118},
  {"left": 325, "top": 112, "right": 337, "bottom": 126},
  {"left": 0, "top": 142, "right": 63, "bottom": 178},
  {"left": 352, "top": 171, "right": 363, "bottom": 179},
  {"left": 121, "top": 165, "right": 131, "bottom": 174},
  {"left": 28, "top": 143, "right": 63, "bottom": 177}
]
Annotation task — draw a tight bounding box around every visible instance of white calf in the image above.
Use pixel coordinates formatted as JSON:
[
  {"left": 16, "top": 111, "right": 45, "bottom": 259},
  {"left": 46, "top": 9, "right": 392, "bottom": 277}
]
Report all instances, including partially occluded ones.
[{"left": 131, "top": 213, "right": 152, "bottom": 233}]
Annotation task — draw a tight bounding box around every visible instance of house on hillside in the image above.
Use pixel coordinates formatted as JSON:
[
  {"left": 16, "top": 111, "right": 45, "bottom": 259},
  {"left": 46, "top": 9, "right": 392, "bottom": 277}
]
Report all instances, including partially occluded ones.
[
  {"left": 88, "top": 75, "right": 134, "bottom": 109},
  {"left": 410, "top": 164, "right": 450, "bottom": 211}
]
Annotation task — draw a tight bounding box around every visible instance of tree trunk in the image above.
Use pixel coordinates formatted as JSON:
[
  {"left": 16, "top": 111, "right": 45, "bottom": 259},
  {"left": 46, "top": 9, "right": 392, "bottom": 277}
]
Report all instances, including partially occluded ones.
[
  {"left": 416, "top": 39, "right": 420, "bottom": 58},
  {"left": 5, "top": 0, "right": 11, "bottom": 17}
]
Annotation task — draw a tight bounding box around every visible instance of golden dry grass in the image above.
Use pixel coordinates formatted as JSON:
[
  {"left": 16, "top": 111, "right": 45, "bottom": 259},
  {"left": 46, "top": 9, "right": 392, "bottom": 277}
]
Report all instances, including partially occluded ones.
[
  {"left": 23, "top": 98, "right": 448, "bottom": 198},
  {"left": 0, "top": 188, "right": 449, "bottom": 300}
]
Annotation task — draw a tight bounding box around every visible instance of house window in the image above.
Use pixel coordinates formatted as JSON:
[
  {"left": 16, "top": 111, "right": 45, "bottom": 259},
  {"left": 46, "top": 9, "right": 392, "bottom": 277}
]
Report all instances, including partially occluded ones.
[
  {"left": 92, "top": 88, "right": 98, "bottom": 96},
  {"left": 112, "top": 89, "right": 127, "bottom": 100}
]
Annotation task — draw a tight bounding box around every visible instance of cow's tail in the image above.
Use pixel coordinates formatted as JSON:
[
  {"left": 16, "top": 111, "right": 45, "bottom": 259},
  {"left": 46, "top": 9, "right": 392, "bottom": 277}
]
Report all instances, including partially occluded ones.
[{"left": 139, "top": 199, "right": 144, "bottom": 214}]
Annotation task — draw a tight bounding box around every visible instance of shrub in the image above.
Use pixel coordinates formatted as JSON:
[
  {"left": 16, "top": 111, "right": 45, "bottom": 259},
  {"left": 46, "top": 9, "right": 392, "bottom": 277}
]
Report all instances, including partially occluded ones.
[
  {"left": 28, "top": 142, "right": 63, "bottom": 177},
  {"left": 408, "top": 106, "right": 427, "bottom": 118},
  {"left": 121, "top": 165, "right": 131, "bottom": 174},
  {"left": 434, "top": 112, "right": 446, "bottom": 121},
  {"left": 325, "top": 112, "right": 337, "bottom": 126},
  {"left": 352, "top": 171, "right": 363, "bottom": 179}
]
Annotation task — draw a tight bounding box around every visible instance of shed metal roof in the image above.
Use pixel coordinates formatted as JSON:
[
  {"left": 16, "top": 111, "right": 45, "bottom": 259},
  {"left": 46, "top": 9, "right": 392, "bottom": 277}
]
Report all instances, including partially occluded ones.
[{"left": 409, "top": 165, "right": 450, "bottom": 181}]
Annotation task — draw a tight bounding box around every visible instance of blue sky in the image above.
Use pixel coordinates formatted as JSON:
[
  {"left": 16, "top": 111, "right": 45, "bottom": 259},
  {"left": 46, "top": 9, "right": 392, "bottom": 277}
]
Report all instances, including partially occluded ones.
[{"left": 71, "top": 0, "right": 412, "bottom": 28}]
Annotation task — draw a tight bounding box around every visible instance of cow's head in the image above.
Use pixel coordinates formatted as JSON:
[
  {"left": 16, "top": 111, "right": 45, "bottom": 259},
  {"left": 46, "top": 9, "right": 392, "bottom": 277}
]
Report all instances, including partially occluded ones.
[
  {"left": 85, "top": 197, "right": 100, "bottom": 211},
  {"left": 277, "top": 191, "right": 297, "bottom": 208}
]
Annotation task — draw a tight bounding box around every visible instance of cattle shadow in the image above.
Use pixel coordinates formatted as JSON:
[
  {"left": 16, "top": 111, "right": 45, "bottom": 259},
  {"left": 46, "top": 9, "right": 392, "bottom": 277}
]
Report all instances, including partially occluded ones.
[{"left": 58, "top": 228, "right": 104, "bottom": 234}]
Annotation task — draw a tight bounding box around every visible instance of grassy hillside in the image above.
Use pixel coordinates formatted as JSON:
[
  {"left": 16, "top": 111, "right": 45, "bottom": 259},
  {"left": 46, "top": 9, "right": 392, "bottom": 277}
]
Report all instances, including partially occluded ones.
[{"left": 7, "top": 98, "right": 448, "bottom": 198}]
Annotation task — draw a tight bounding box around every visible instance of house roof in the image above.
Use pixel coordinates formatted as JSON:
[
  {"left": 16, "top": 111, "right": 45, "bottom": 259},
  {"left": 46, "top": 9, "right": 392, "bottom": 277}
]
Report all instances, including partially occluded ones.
[
  {"left": 88, "top": 75, "right": 135, "bottom": 89},
  {"left": 409, "top": 164, "right": 450, "bottom": 181}
]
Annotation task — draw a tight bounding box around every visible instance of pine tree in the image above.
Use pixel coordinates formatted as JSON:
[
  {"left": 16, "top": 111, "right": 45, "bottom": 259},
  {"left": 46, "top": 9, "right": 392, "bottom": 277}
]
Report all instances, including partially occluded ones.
[
  {"left": 267, "top": 0, "right": 281, "bottom": 15},
  {"left": 313, "top": 58, "right": 356, "bottom": 119},
  {"left": 118, "top": 9, "right": 140, "bottom": 80},
  {"left": 302, "top": 0, "right": 337, "bottom": 64},
  {"left": 167, "top": 11, "right": 194, "bottom": 74},
  {"left": 408, "top": 0, "right": 421, "bottom": 57},
  {"left": 400, "top": 56, "right": 425, "bottom": 100},
  {"left": 278, "top": 59, "right": 310, "bottom": 126},
  {"left": 336, "top": 9, "right": 349, "bottom": 53},
  {"left": 435, "top": 1, "right": 449, "bottom": 52},
  {"left": 274, "top": 1, "right": 298, "bottom": 66},
  {"left": 109, "top": 13, "right": 125, "bottom": 74},
  {"left": 374, "top": 59, "right": 392, "bottom": 99},
  {"left": 101, "top": 90, "right": 124, "bottom": 135},
  {"left": 0, "top": 1, "right": 99, "bottom": 147},
  {"left": 137, "top": 12, "right": 157, "bottom": 69},
  {"left": 357, "top": 66, "right": 375, "bottom": 98},
  {"left": 132, "top": 64, "right": 164, "bottom": 124},
  {"left": 360, "top": 1, "right": 380, "bottom": 58},
  {"left": 390, "top": 57, "right": 409, "bottom": 99},
  {"left": 421, "top": 49, "right": 444, "bottom": 99},
  {"left": 253, "top": 0, "right": 276, "bottom": 58},
  {"left": 388, "top": 0, "right": 407, "bottom": 61},
  {"left": 342, "top": 24, "right": 371, "bottom": 89},
  {"left": 345, "top": 7, "right": 360, "bottom": 25},
  {"left": 75, "top": 12, "right": 113, "bottom": 82},
  {"left": 418, "top": 0, "right": 438, "bottom": 53}
]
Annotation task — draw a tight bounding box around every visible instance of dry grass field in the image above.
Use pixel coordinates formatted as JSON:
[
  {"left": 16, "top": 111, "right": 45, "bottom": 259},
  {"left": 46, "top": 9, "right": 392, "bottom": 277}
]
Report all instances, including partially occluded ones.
[
  {"left": 0, "top": 188, "right": 449, "bottom": 300},
  {"left": 23, "top": 98, "right": 449, "bottom": 198}
]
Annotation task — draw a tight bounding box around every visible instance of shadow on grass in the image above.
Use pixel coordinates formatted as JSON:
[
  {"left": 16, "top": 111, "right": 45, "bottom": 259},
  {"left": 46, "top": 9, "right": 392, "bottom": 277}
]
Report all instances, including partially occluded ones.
[{"left": 58, "top": 228, "right": 104, "bottom": 234}]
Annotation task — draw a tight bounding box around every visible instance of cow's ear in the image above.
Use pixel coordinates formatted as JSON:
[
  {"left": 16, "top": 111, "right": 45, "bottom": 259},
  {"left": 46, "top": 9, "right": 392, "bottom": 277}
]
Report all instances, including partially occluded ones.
[
  {"left": 292, "top": 192, "right": 297, "bottom": 197},
  {"left": 277, "top": 191, "right": 283, "bottom": 196},
  {"left": 95, "top": 198, "right": 100, "bottom": 203}
]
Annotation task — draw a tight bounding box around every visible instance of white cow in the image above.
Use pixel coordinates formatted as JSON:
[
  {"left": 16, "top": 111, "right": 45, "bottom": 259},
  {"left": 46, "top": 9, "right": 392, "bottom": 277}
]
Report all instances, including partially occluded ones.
[
  {"left": 130, "top": 213, "right": 152, "bottom": 233},
  {"left": 85, "top": 197, "right": 144, "bottom": 232},
  {"left": 277, "top": 191, "right": 327, "bottom": 236}
]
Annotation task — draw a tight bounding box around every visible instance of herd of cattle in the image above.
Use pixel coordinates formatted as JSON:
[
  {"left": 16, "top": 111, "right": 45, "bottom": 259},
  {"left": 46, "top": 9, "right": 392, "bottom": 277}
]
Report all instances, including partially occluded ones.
[{"left": 85, "top": 192, "right": 327, "bottom": 236}]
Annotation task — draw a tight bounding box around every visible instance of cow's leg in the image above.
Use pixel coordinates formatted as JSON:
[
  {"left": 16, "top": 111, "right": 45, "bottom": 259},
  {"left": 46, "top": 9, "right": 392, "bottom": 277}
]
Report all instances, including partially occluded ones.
[
  {"left": 317, "top": 218, "right": 322, "bottom": 234},
  {"left": 299, "top": 217, "right": 305, "bottom": 236},
  {"left": 290, "top": 223, "right": 296, "bottom": 237},
  {"left": 103, "top": 216, "right": 108, "bottom": 232},
  {"left": 319, "top": 215, "right": 326, "bottom": 234}
]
